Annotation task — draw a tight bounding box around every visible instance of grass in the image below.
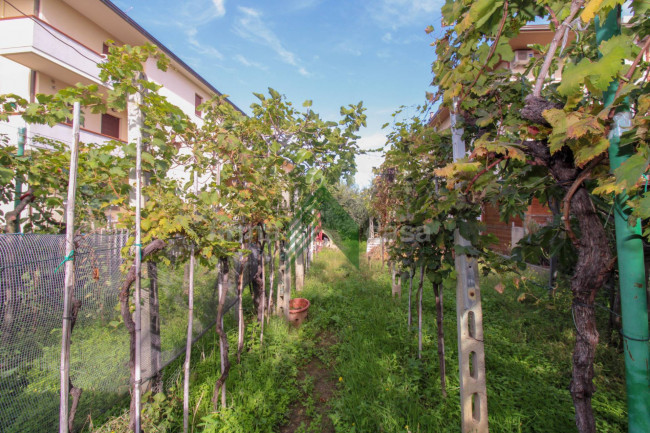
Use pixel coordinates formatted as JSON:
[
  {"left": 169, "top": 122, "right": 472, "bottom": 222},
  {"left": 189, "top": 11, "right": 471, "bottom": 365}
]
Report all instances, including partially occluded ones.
[{"left": 91, "top": 247, "right": 627, "bottom": 432}]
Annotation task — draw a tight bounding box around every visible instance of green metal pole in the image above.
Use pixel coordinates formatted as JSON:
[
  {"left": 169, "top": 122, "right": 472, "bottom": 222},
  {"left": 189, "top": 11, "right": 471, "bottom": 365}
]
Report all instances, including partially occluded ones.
[
  {"left": 596, "top": 8, "right": 650, "bottom": 433},
  {"left": 14, "top": 127, "right": 26, "bottom": 233}
]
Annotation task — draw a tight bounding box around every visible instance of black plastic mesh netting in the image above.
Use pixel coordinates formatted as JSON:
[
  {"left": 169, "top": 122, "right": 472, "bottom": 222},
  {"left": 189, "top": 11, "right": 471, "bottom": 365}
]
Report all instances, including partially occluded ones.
[{"left": 0, "top": 232, "right": 234, "bottom": 433}]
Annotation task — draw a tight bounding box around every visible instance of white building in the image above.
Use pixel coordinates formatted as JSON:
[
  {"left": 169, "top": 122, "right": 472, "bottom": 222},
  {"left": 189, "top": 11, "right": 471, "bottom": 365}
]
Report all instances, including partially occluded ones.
[{"left": 0, "top": 0, "right": 241, "bottom": 226}]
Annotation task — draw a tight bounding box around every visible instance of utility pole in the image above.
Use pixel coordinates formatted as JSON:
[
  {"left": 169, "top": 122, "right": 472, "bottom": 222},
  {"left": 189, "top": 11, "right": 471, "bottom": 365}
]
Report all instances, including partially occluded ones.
[
  {"left": 596, "top": 8, "right": 650, "bottom": 433},
  {"left": 451, "top": 99, "right": 488, "bottom": 433}
]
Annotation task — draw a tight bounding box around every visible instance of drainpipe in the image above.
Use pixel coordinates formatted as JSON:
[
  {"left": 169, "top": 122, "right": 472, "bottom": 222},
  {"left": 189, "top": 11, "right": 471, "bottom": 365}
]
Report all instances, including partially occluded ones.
[
  {"left": 14, "top": 127, "right": 26, "bottom": 233},
  {"left": 596, "top": 7, "right": 650, "bottom": 433}
]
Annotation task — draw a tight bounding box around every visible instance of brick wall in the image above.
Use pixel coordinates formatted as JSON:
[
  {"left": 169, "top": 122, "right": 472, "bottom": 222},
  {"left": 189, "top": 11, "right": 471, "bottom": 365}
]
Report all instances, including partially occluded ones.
[{"left": 482, "top": 198, "right": 551, "bottom": 253}]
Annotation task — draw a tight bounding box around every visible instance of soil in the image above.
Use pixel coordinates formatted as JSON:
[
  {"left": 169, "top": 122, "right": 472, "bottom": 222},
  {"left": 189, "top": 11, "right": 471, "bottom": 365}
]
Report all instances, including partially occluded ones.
[{"left": 280, "top": 332, "right": 337, "bottom": 433}]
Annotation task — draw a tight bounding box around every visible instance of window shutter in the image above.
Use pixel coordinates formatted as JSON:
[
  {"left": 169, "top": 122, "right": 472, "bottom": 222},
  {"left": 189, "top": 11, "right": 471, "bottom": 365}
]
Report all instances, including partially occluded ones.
[
  {"left": 195, "top": 93, "right": 203, "bottom": 117},
  {"left": 101, "top": 114, "right": 120, "bottom": 139}
]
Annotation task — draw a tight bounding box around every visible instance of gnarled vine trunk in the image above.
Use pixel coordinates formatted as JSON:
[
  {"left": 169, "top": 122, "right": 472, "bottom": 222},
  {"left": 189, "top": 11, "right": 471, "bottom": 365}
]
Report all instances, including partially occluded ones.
[
  {"left": 522, "top": 96, "right": 613, "bottom": 433},
  {"left": 248, "top": 241, "right": 265, "bottom": 322},
  {"left": 118, "top": 238, "right": 166, "bottom": 431},
  {"left": 433, "top": 281, "right": 446, "bottom": 397},
  {"left": 213, "top": 257, "right": 230, "bottom": 409},
  {"left": 67, "top": 296, "right": 83, "bottom": 432},
  {"left": 236, "top": 253, "right": 247, "bottom": 363}
]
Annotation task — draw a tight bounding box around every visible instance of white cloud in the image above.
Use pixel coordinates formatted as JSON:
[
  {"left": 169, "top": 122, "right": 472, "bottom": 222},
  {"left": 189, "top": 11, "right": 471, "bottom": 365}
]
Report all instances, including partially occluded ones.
[
  {"left": 382, "top": 32, "right": 393, "bottom": 43},
  {"left": 148, "top": 1, "right": 227, "bottom": 63},
  {"left": 358, "top": 132, "right": 387, "bottom": 151},
  {"left": 234, "top": 7, "right": 309, "bottom": 75},
  {"left": 370, "top": 0, "right": 443, "bottom": 29},
  {"left": 376, "top": 49, "right": 391, "bottom": 59},
  {"left": 186, "top": 28, "right": 224, "bottom": 59},
  {"left": 287, "top": 0, "right": 323, "bottom": 12},
  {"left": 354, "top": 132, "right": 387, "bottom": 187},
  {"left": 179, "top": 0, "right": 227, "bottom": 26},
  {"left": 335, "top": 42, "right": 362, "bottom": 56},
  {"left": 211, "top": 0, "right": 226, "bottom": 17},
  {"left": 234, "top": 54, "right": 268, "bottom": 70}
]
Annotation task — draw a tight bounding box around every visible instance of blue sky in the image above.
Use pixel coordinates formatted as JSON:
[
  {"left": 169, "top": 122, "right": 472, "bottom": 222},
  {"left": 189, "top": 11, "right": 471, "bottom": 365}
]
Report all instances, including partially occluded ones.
[{"left": 113, "top": 0, "right": 445, "bottom": 188}]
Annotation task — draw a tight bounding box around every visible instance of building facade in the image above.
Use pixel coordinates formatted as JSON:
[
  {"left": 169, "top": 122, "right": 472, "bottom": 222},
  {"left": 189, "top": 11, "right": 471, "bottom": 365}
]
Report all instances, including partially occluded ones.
[
  {"left": 0, "top": 0, "right": 240, "bottom": 143},
  {"left": 0, "top": 0, "right": 241, "bottom": 225}
]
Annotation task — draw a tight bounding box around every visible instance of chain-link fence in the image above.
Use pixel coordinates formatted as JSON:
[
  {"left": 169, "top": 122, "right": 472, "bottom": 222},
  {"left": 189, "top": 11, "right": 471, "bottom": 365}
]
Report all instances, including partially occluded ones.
[{"left": 0, "top": 232, "right": 238, "bottom": 432}]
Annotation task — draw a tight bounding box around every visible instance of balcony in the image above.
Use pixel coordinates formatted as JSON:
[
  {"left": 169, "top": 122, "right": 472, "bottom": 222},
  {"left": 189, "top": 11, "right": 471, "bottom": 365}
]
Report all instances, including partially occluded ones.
[
  {"left": 0, "top": 16, "right": 106, "bottom": 87},
  {"left": 28, "top": 123, "right": 124, "bottom": 149}
]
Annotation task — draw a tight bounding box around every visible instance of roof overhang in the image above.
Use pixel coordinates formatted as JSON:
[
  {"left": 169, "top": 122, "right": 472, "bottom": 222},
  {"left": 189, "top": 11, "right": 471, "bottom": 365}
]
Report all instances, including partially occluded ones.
[{"left": 61, "top": 0, "right": 246, "bottom": 115}]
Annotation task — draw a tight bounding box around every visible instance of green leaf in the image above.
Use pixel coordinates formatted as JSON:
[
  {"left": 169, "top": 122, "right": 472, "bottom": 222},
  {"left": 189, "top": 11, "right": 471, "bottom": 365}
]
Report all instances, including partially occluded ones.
[
  {"left": 0, "top": 167, "right": 14, "bottom": 183},
  {"left": 558, "top": 35, "right": 636, "bottom": 98},
  {"left": 295, "top": 149, "right": 313, "bottom": 164},
  {"left": 614, "top": 146, "right": 649, "bottom": 190}
]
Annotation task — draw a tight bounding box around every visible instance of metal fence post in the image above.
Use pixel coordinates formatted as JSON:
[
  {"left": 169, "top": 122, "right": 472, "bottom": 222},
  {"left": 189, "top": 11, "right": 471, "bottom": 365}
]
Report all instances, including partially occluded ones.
[{"left": 596, "top": 8, "right": 650, "bottom": 432}]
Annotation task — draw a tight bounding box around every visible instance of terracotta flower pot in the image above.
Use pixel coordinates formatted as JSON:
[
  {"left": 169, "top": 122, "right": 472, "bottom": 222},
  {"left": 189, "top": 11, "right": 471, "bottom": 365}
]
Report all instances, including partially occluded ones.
[{"left": 289, "top": 298, "right": 310, "bottom": 327}]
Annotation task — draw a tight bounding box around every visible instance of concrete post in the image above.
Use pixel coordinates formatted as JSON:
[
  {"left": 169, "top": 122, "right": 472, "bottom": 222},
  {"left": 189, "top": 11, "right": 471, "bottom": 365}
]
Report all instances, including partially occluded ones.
[
  {"left": 452, "top": 100, "right": 488, "bottom": 433},
  {"left": 295, "top": 231, "right": 305, "bottom": 291}
]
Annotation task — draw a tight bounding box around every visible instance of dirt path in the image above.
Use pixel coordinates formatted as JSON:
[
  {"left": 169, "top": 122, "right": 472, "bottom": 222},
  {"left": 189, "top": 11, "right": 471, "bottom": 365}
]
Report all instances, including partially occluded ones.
[{"left": 280, "top": 332, "right": 336, "bottom": 433}]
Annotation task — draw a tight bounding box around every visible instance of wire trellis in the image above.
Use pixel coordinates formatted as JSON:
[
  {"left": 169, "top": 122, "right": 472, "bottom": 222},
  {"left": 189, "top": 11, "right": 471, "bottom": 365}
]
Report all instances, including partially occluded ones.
[{"left": 0, "top": 232, "right": 236, "bottom": 433}]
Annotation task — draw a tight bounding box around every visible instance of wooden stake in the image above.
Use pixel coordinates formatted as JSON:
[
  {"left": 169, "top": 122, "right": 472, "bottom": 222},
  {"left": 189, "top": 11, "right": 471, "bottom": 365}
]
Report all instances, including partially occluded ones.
[
  {"left": 267, "top": 241, "right": 275, "bottom": 320},
  {"left": 183, "top": 173, "right": 198, "bottom": 433},
  {"left": 131, "top": 82, "right": 144, "bottom": 433},
  {"left": 59, "top": 101, "right": 81, "bottom": 433},
  {"left": 408, "top": 266, "right": 414, "bottom": 331},
  {"left": 260, "top": 239, "right": 266, "bottom": 344},
  {"left": 380, "top": 222, "right": 385, "bottom": 269},
  {"left": 418, "top": 265, "right": 425, "bottom": 359},
  {"left": 183, "top": 245, "right": 195, "bottom": 433}
]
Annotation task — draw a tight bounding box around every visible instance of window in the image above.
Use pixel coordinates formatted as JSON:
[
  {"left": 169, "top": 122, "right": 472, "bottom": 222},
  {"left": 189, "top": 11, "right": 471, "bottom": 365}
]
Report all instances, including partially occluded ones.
[
  {"left": 102, "top": 43, "right": 110, "bottom": 55},
  {"left": 195, "top": 93, "right": 203, "bottom": 117},
  {"left": 101, "top": 113, "right": 120, "bottom": 139}
]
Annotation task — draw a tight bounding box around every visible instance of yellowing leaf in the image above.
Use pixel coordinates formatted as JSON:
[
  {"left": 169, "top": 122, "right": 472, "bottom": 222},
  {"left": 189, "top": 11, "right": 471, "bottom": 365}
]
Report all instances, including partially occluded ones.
[
  {"left": 574, "top": 137, "right": 609, "bottom": 167},
  {"left": 543, "top": 109, "right": 568, "bottom": 154},
  {"left": 455, "top": 0, "right": 502, "bottom": 33},
  {"left": 580, "top": 0, "right": 605, "bottom": 22},
  {"left": 593, "top": 179, "right": 624, "bottom": 196},
  {"left": 434, "top": 161, "right": 481, "bottom": 179},
  {"left": 566, "top": 114, "right": 603, "bottom": 139}
]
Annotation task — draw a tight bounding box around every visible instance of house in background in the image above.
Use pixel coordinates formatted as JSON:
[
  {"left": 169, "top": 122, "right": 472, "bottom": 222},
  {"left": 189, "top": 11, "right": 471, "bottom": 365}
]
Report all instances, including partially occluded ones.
[
  {"left": 0, "top": 0, "right": 242, "bottom": 224},
  {"left": 430, "top": 24, "right": 560, "bottom": 253}
]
